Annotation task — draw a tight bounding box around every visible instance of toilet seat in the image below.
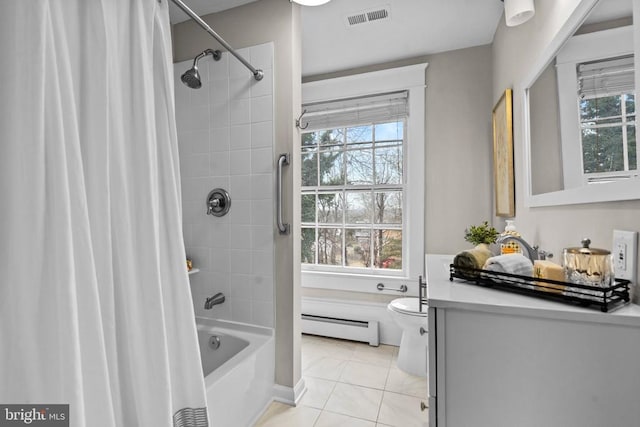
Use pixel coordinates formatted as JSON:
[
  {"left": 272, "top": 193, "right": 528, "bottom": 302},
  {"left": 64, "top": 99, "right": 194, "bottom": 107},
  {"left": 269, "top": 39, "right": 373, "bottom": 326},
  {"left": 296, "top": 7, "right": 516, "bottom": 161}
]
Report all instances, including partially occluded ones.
[{"left": 389, "top": 297, "right": 428, "bottom": 316}]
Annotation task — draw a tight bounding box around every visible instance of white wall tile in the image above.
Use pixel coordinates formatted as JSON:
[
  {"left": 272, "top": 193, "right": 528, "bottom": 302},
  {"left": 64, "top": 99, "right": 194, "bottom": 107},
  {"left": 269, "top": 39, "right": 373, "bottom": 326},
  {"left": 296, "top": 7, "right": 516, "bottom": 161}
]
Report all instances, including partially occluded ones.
[
  {"left": 251, "top": 174, "right": 273, "bottom": 200},
  {"left": 251, "top": 68, "right": 273, "bottom": 98},
  {"left": 211, "top": 103, "right": 229, "bottom": 129},
  {"left": 196, "top": 61, "right": 210, "bottom": 84},
  {"left": 176, "top": 45, "right": 275, "bottom": 329},
  {"left": 252, "top": 301, "right": 274, "bottom": 327},
  {"left": 203, "top": 302, "right": 232, "bottom": 321},
  {"left": 230, "top": 297, "right": 253, "bottom": 324},
  {"left": 210, "top": 150, "right": 230, "bottom": 177},
  {"left": 229, "top": 98, "right": 251, "bottom": 125},
  {"left": 175, "top": 107, "right": 191, "bottom": 131},
  {"left": 189, "top": 129, "right": 210, "bottom": 154},
  {"left": 230, "top": 200, "right": 252, "bottom": 225},
  {"left": 251, "top": 147, "right": 273, "bottom": 174},
  {"left": 229, "top": 273, "right": 253, "bottom": 298},
  {"left": 211, "top": 128, "right": 230, "bottom": 152},
  {"left": 210, "top": 248, "right": 230, "bottom": 273},
  {"left": 251, "top": 95, "right": 273, "bottom": 123},
  {"left": 230, "top": 225, "right": 252, "bottom": 250},
  {"left": 230, "top": 150, "right": 251, "bottom": 175},
  {"left": 182, "top": 224, "right": 193, "bottom": 248},
  {"left": 210, "top": 79, "right": 229, "bottom": 105},
  {"left": 174, "top": 60, "right": 192, "bottom": 107},
  {"left": 191, "top": 84, "right": 209, "bottom": 107},
  {"left": 209, "top": 220, "right": 230, "bottom": 249},
  {"left": 229, "top": 77, "right": 252, "bottom": 100},
  {"left": 182, "top": 201, "right": 201, "bottom": 224},
  {"left": 252, "top": 250, "right": 273, "bottom": 276},
  {"left": 210, "top": 54, "right": 229, "bottom": 81},
  {"left": 190, "top": 223, "right": 213, "bottom": 247},
  {"left": 183, "top": 153, "right": 210, "bottom": 177},
  {"left": 185, "top": 247, "right": 211, "bottom": 271},
  {"left": 230, "top": 175, "right": 252, "bottom": 200},
  {"left": 252, "top": 275, "right": 274, "bottom": 302},
  {"left": 230, "top": 249, "right": 252, "bottom": 273},
  {"left": 189, "top": 105, "right": 210, "bottom": 130},
  {"left": 230, "top": 125, "right": 251, "bottom": 150},
  {"left": 252, "top": 226, "right": 273, "bottom": 251},
  {"left": 181, "top": 177, "right": 199, "bottom": 202},
  {"left": 251, "top": 121, "right": 273, "bottom": 148},
  {"left": 229, "top": 48, "right": 251, "bottom": 78},
  {"left": 251, "top": 200, "right": 274, "bottom": 226}
]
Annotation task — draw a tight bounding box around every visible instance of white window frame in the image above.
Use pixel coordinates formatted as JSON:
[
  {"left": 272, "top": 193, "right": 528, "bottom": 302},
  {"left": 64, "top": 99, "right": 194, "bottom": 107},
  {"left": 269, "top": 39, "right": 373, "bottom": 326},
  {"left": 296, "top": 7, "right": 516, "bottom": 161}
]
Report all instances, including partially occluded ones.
[
  {"left": 556, "top": 25, "right": 636, "bottom": 189},
  {"left": 301, "top": 64, "right": 427, "bottom": 294}
]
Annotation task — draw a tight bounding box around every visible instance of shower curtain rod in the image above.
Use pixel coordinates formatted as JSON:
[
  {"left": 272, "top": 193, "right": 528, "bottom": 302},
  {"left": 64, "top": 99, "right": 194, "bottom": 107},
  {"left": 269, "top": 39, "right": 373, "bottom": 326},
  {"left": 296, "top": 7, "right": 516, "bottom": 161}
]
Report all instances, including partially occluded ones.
[{"left": 170, "top": 0, "right": 264, "bottom": 81}]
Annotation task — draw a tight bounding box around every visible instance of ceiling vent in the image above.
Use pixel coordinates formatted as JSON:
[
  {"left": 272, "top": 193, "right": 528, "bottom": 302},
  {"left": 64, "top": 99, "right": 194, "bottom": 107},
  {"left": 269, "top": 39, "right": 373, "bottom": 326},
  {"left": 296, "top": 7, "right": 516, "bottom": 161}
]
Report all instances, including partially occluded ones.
[{"left": 345, "top": 5, "right": 391, "bottom": 27}]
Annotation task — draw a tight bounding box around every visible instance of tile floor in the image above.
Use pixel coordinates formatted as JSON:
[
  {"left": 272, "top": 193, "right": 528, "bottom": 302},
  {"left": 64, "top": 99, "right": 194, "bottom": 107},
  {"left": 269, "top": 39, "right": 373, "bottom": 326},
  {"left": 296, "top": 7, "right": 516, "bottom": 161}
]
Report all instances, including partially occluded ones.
[{"left": 254, "top": 334, "right": 429, "bottom": 427}]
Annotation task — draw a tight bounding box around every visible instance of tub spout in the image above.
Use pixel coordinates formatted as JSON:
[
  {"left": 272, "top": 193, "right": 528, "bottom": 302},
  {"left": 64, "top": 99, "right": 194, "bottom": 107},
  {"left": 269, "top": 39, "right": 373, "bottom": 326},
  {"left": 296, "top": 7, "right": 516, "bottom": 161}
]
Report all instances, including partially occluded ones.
[{"left": 205, "top": 292, "right": 225, "bottom": 310}]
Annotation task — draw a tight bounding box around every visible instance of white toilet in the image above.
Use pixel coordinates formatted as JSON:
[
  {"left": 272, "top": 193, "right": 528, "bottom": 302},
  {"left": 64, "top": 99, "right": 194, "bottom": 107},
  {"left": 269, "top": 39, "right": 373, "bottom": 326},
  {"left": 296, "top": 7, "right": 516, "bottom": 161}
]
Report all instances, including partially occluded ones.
[{"left": 387, "top": 297, "right": 428, "bottom": 377}]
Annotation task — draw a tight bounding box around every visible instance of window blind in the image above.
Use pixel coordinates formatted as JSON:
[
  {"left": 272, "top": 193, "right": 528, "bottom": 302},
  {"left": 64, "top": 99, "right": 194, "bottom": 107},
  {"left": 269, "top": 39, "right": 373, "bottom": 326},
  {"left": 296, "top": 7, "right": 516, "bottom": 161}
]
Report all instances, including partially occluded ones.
[
  {"left": 302, "top": 90, "right": 409, "bottom": 131},
  {"left": 578, "top": 55, "right": 635, "bottom": 99}
]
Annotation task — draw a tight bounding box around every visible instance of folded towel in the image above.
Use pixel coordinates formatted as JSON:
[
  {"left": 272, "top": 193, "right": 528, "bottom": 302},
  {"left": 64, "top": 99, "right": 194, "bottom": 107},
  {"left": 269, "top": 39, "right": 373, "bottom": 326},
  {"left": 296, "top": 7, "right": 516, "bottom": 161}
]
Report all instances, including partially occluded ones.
[
  {"left": 483, "top": 254, "right": 533, "bottom": 275},
  {"left": 482, "top": 254, "right": 533, "bottom": 288},
  {"left": 453, "top": 245, "right": 493, "bottom": 275}
]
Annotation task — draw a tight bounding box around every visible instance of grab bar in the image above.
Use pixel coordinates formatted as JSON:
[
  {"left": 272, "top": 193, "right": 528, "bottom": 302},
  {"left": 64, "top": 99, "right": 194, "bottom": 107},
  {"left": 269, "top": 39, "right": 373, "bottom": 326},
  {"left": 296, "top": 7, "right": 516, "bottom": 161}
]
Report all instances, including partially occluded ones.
[
  {"left": 418, "top": 276, "right": 427, "bottom": 312},
  {"left": 277, "top": 153, "right": 290, "bottom": 234},
  {"left": 376, "top": 283, "right": 408, "bottom": 293}
]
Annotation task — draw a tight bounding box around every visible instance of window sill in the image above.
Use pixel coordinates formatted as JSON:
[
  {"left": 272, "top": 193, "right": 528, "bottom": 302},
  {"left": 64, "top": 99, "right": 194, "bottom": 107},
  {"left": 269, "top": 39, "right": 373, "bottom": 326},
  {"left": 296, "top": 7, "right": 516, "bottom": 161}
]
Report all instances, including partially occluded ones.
[{"left": 301, "top": 269, "right": 418, "bottom": 295}]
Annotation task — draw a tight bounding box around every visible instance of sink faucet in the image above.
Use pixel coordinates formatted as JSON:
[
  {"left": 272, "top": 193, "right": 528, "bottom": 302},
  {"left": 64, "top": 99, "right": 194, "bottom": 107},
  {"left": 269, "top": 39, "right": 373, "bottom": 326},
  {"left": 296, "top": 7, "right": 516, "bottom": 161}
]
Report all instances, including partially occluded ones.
[
  {"left": 496, "top": 235, "right": 552, "bottom": 263},
  {"left": 205, "top": 292, "right": 225, "bottom": 310}
]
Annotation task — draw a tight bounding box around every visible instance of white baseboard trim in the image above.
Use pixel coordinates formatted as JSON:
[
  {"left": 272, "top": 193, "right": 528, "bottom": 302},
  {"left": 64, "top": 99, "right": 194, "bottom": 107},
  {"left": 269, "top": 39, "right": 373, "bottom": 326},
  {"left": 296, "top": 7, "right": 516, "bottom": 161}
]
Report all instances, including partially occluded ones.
[
  {"left": 302, "top": 297, "right": 402, "bottom": 346},
  {"left": 273, "top": 378, "right": 307, "bottom": 406}
]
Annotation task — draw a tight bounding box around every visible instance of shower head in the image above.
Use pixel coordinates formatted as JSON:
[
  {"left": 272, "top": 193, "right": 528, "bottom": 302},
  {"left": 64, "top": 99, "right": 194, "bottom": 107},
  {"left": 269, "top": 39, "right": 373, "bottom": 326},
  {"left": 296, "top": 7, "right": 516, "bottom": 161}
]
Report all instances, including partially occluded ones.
[
  {"left": 181, "top": 67, "right": 202, "bottom": 89},
  {"left": 180, "top": 49, "right": 221, "bottom": 89}
]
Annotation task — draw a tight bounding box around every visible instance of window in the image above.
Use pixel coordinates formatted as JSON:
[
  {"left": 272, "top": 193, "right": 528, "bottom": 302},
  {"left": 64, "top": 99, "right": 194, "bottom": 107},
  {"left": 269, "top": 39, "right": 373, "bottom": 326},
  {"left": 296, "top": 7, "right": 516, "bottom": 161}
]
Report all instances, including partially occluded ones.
[
  {"left": 301, "top": 120, "right": 404, "bottom": 272},
  {"left": 555, "top": 25, "right": 638, "bottom": 189},
  {"left": 578, "top": 55, "right": 637, "bottom": 181},
  {"left": 300, "top": 64, "right": 426, "bottom": 292}
]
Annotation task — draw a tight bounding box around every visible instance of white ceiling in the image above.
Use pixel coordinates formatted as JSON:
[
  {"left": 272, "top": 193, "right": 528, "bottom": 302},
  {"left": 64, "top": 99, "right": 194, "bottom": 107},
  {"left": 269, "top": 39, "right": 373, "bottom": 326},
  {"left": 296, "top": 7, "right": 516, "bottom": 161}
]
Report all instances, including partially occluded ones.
[
  {"left": 301, "top": 0, "right": 503, "bottom": 76},
  {"left": 168, "top": 0, "right": 257, "bottom": 23},
  {"left": 170, "top": 0, "right": 505, "bottom": 77}
]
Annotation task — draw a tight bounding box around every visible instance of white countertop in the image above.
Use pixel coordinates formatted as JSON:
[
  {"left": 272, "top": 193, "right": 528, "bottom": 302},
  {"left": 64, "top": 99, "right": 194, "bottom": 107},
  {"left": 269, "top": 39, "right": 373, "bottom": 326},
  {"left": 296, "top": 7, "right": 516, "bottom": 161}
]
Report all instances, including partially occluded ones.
[{"left": 426, "top": 254, "right": 640, "bottom": 327}]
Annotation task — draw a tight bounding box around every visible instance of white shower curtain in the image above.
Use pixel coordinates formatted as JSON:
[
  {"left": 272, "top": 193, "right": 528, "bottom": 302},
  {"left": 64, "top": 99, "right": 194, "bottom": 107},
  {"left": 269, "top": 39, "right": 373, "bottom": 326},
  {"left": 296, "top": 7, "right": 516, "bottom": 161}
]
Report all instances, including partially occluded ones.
[{"left": 0, "top": 1, "right": 208, "bottom": 426}]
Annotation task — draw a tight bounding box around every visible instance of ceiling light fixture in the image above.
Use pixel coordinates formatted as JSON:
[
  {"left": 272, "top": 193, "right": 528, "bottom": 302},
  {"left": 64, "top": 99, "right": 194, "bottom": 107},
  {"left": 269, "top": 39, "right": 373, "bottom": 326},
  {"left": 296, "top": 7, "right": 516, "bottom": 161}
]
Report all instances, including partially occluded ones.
[
  {"left": 502, "top": 0, "right": 535, "bottom": 27},
  {"left": 290, "top": 0, "right": 331, "bottom": 6}
]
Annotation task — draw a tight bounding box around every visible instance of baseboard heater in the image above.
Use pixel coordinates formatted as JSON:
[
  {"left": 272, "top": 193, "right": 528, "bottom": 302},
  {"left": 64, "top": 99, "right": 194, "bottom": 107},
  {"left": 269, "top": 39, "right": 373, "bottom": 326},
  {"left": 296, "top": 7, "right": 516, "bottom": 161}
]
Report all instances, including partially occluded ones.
[{"left": 301, "top": 314, "right": 379, "bottom": 346}]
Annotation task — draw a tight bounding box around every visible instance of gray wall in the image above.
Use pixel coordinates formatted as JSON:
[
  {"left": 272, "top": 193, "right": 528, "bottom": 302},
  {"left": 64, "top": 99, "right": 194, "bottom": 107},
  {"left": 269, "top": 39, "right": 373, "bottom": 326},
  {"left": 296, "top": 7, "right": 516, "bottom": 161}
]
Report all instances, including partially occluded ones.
[
  {"left": 173, "top": 0, "right": 303, "bottom": 390},
  {"left": 302, "top": 44, "right": 495, "bottom": 302},
  {"left": 529, "top": 60, "right": 563, "bottom": 195},
  {"left": 492, "top": 0, "right": 640, "bottom": 301}
]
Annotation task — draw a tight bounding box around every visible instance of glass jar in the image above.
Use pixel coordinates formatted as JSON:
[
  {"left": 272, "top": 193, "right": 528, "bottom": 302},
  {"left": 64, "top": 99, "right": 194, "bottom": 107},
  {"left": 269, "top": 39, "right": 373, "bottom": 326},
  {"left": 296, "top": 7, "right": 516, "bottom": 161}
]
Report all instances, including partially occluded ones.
[{"left": 563, "top": 238, "right": 613, "bottom": 288}]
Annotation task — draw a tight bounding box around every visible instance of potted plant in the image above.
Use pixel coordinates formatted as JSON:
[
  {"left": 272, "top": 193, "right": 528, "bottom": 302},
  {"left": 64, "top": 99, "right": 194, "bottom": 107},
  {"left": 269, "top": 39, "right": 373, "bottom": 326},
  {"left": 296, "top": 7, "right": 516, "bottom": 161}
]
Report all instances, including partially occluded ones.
[{"left": 464, "top": 221, "right": 499, "bottom": 250}]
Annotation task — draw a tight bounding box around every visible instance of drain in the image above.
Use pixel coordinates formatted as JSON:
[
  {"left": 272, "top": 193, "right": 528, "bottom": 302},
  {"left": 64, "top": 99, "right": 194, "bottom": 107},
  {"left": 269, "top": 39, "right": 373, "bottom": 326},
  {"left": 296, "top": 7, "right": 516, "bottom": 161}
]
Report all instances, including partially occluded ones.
[{"left": 208, "top": 335, "right": 221, "bottom": 350}]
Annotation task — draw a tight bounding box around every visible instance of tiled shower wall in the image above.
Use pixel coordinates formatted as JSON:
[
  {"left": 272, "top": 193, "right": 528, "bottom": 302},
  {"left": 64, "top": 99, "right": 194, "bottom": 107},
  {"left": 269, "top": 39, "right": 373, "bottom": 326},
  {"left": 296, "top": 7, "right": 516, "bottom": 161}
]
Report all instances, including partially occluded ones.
[{"left": 173, "top": 42, "right": 275, "bottom": 328}]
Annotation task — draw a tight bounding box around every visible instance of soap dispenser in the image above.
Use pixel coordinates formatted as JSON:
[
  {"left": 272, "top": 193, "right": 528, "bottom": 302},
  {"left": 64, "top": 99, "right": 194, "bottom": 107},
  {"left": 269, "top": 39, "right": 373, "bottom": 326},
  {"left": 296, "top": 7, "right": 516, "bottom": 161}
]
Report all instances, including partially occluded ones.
[{"left": 500, "top": 220, "right": 522, "bottom": 255}]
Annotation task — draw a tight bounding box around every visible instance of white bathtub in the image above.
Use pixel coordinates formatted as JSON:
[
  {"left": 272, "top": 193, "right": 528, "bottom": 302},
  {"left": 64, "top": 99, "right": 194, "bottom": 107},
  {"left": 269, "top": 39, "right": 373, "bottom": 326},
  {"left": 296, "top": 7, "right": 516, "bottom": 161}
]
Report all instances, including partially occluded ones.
[{"left": 196, "top": 317, "right": 274, "bottom": 427}]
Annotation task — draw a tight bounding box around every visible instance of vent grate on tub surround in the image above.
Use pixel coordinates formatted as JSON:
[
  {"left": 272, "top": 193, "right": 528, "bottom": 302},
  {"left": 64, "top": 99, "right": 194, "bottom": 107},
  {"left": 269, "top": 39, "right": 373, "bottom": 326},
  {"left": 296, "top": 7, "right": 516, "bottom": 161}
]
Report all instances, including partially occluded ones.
[{"left": 345, "top": 5, "right": 391, "bottom": 27}]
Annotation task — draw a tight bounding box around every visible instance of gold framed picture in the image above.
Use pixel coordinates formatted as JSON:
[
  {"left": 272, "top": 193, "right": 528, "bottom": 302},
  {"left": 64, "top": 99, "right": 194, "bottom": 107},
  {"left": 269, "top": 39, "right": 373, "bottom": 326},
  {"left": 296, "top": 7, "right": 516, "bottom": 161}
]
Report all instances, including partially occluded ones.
[{"left": 492, "top": 88, "right": 515, "bottom": 218}]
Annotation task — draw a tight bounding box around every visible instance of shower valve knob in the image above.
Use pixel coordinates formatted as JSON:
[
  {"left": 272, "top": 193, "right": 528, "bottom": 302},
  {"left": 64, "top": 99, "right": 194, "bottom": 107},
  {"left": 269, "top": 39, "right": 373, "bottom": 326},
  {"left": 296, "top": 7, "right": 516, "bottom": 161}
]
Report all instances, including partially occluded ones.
[{"left": 206, "top": 188, "right": 231, "bottom": 217}]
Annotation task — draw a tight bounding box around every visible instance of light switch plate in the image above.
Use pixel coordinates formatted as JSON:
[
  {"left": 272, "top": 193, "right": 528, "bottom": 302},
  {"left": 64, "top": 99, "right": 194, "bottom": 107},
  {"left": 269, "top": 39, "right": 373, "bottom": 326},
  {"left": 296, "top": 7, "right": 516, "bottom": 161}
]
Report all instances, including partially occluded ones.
[{"left": 612, "top": 230, "right": 638, "bottom": 282}]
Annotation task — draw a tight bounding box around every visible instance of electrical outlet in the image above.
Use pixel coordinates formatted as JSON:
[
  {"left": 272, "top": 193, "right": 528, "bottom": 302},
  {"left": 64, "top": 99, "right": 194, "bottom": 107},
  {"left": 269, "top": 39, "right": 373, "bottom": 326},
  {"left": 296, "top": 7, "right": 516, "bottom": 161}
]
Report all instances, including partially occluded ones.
[{"left": 612, "top": 230, "right": 638, "bottom": 282}]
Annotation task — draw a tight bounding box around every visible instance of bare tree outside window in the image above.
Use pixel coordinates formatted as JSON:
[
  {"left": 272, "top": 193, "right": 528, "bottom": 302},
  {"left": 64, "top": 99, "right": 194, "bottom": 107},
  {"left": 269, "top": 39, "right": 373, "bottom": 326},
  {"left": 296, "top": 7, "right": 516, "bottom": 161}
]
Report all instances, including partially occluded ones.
[{"left": 300, "top": 121, "right": 404, "bottom": 271}]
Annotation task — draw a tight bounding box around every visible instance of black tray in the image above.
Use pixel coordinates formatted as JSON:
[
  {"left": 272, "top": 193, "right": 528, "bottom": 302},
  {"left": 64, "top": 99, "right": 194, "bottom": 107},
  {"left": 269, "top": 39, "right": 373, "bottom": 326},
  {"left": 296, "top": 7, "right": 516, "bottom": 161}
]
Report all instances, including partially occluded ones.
[{"left": 449, "top": 264, "right": 630, "bottom": 313}]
